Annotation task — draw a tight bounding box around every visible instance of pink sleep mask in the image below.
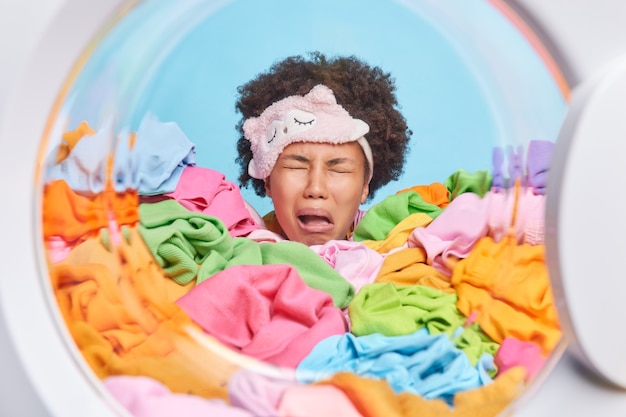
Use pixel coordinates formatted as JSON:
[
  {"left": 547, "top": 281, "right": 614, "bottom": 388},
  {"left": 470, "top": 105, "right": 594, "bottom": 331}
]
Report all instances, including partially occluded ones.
[{"left": 243, "top": 84, "right": 373, "bottom": 180}]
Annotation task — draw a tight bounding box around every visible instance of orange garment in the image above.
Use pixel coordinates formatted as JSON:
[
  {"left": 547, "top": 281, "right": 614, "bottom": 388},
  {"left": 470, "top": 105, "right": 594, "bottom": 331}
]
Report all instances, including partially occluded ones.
[
  {"left": 55, "top": 121, "right": 95, "bottom": 163},
  {"left": 43, "top": 179, "right": 139, "bottom": 244},
  {"left": 50, "top": 226, "right": 237, "bottom": 400},
  {"left": 318, "top": 367, "right": 525, "bottom": 417},
  {"left": 375, "top": 247, "right": 453, "bottom": 293},
  {"left": 396, "top": 182, "right": 450, "bottom": 209},
  {"left": 361, "top": 213, "right": 433, "bottom": 254},
  {"left": 451, "top": 234, "right": 561, "bottom": 354}
]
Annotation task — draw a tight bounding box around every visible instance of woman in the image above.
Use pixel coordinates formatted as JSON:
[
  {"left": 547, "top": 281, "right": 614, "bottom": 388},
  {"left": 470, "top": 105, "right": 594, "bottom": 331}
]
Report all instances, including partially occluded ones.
[{"left": 235, "top": 52, "right": 412, "bottom": 245}]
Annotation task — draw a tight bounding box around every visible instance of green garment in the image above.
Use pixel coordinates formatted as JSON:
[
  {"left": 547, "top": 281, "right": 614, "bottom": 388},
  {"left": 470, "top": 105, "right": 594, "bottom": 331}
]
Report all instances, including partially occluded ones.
[
  {"left": 352, "top": 191, "right": 442, "bottom": 242},
  {"left": 138, "top": 200, "right": 354, "bottom": 308},
  {"left": 139, "top": 200, "right": 232, "bottom": 285},
  {"left": 444, "top": 169, "right": 492, "bottom": 200},
  {"left": 348, "top": 282, "right": 499, "bottom": 365}
]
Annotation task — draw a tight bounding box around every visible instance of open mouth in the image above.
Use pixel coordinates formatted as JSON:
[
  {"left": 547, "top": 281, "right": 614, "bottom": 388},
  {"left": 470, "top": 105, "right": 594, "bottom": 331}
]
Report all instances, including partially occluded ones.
[{"left": 297, "top": 215, "right": 334, "bottom": 232}]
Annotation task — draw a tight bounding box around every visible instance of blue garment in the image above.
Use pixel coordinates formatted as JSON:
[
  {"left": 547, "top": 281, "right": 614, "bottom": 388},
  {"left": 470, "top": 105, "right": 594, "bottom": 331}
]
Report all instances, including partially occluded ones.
[
  {"left": 296, "top": 329, "right": 493, "bottom": 405},
  {"left": 45, "top": 119, "right": 113, "bottom": 195},
  {"left": 133, "top": 113, "right": 196, "bottom": 195}
]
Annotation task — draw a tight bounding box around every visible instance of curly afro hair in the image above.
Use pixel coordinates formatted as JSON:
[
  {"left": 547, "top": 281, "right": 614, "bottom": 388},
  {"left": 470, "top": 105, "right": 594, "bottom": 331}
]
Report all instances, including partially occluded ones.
[{"left": 234, "top": 51, "right": 412, "bottom": 201}]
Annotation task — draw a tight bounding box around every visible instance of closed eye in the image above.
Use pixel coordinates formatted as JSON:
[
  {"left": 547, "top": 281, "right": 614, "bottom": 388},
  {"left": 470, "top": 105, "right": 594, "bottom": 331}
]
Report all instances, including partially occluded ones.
[
  {"left": 267, "top": 128, "right": 277, "bottom": 144},
  {"left": 293, "top": 117, "right": 315, "bottom": 126}
]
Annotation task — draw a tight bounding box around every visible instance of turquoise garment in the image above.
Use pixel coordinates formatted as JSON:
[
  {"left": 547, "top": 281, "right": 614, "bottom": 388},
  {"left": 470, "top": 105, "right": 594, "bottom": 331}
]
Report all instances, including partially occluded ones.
[
  {"left": 139, "top": 200, "right": 354, "bottom": 308},
  {"left": 444, "top": 169, "right": 492, "bottom": 200},
  {"left": 296, "top": 329, "right": 494, "bottom": 405},
  {"left": 352, "top": 191, "right": 442, "bottom": 242}
]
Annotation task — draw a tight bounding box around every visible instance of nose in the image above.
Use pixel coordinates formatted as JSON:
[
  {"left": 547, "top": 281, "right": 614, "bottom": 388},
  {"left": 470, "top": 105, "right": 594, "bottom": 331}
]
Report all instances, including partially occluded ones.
[{"left": 304, "top": 168, "right": 328, "bottom": 199}]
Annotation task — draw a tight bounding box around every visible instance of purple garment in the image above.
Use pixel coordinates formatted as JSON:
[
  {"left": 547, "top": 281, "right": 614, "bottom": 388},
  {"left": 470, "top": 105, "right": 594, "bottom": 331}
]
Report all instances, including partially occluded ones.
[
  {"left": 491, "top": 146, "right": 506, "bottom": 191},
  {"left": 526, "top": 140, "right": 554, "bottom": 195},
  {"left": 103, "top": 375, "right": 253, "bottom": 417}
]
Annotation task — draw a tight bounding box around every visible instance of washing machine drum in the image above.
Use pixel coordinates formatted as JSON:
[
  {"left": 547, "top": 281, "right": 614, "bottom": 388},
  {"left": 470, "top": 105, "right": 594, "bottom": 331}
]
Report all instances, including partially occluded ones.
[{"left": 1, "top": 0, "right": 624, "bottom": 416}]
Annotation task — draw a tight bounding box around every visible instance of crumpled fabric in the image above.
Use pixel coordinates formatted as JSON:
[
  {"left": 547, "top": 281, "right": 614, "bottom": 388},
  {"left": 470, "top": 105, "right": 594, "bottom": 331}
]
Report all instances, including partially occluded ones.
[
  {"left": 348, "top": 282, "right": 499, "bottom": 365},
  {"left": 451, "top": 234, "right": 561, "bottom": 354},
  {"left": 309, "top": 240, "right": 384, "bottom": 293},
  {"left": 374, "top": 247, "right": 453, "bottom": 293},
  {"left": 142, "top": 166, "right": 260, "bottom": 238},
  {"left": 228, "top": 369, "right": 295, "bottom": 416},
  {"left": 317, "top": 367, "right": 525, "bottom": 417},
  {"left": 396, "top": 182, "right": 451, "bottom": 209},
  {"left": 139, "top": 199, "right": 355, "bottom": 308},
  {"left": 132, "top": 113, "right": 197, "bottom": 195},
  {"left": 103, "top": 375, "right": 253, "bottom": 417},
  {"left": 45, "top": 120, "right": 113, "bottom": 195},
  {"left": 444, "top": 169, "right": 492, "bottom": 200},
  {"left": 408, "top": 192, "right": 489, "bottom": 276},
  {"left": 176, "top": 264, "right": 347, "bottom": 368},
  {"left": 353, "top": 191, "right": 442, "bottom": 242},
  {"left": 296, "top": 329, "right": 493, "bottom": 405}
]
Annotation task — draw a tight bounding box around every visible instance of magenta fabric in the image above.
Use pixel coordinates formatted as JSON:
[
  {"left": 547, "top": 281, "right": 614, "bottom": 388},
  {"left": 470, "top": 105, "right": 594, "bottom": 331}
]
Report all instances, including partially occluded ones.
[
  {"left": 309, "top": 240, "right": 384, "bottom": 293},
  {"left": 408, "top": 192, "right": 489, "bottom": 276},
  {"left": 103, "top": 375, "right": 253, "bottom": 417},
  {"left": 494, "top": 337, "right": 547, "bottom": 382},
  {"left": 159, "top": 166, "right": 261, "bottom": 238},
  {"left": 176, "top": 263, "right": 347, "bottom": 368}
]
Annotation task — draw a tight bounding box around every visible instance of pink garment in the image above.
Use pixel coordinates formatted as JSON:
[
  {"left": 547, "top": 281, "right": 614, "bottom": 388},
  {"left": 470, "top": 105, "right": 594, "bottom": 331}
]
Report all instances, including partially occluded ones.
[
  {"left": 484, "top": 187, "right": 546, "bottom": 245},
  {"left": 103, "top": 375, "right": 253, "bottom": 417},
  {"left": 309, "top": 240, "right": 384, "bottom": 293},
  {"left": 494, "top": 337, "right": 547, "bottom": 382},
  {"left": 176, "top": 264, "right": 347, "bottom": 368},
  {"left": 408, "top": 192, "right": 489, "bottom": 276},
  {"left": 46, "top": 236, "right": 73, "bottom": 263},
  {"left": 228, "top": 369, "right": 296, "bottom": 416},
  {"left": 148, "top": 166, "right": 261, "bottom": 238},
  {"left": 246, "top": 228, "right": 287, "bottom": 243},
  {"left": 277, "top": 384, "right": 364, "bottom": 417}
]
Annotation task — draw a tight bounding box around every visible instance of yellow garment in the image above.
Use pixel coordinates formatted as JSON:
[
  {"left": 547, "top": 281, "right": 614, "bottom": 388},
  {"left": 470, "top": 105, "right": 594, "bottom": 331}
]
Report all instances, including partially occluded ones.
[
  {"left": 375, "top": 247, "right": 453, "bottom": 293},
  {"left": 50, "top": 226, "right": 238, "bottom": 400},
  {"left": 319, "top": 367, "right": 525, "bottom": 417},
  {"left": 451, "top": 234, "right": 561, "bottom": 354},
  {"left": 361, "top": 213, "right": 433, "bottom": 254}
]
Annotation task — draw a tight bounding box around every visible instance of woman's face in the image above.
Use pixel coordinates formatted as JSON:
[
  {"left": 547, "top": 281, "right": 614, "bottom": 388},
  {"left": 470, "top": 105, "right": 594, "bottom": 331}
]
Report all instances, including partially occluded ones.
[{"left": 265, "top": 141, "right": 370, "bottom": 246}]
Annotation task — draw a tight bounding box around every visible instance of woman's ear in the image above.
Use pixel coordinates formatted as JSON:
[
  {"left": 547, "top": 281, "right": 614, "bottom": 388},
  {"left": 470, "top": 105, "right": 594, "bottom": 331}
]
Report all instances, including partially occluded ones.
[
  {"left": 264, "top": 177, "right": 272, "bottom": 198},
  {"left": 360, "top": 183, "right": 369, "bottom": 204}
]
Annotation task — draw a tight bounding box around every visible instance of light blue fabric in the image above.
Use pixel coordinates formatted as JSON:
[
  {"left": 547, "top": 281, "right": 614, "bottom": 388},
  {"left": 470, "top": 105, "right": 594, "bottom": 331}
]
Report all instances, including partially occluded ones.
[
  {"left": 296, "top": 329, "right": 492, "bottom": 404},
  {"left": 112, "top": 127, "right": 139, "bottom": 192},
  {"left": 133, "top": 113, "right": 196, "bottom": 195},
  {"left": 45, "top": 114, "right": 196, "bottom": 195},
  {"left": 45, "top": 119, "right": 113, "bottom": 195}
]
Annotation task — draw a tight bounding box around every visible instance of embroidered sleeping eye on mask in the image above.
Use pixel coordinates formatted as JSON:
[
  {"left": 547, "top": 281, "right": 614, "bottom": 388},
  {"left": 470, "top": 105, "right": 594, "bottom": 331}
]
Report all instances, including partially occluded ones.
[{"left": 243, "top": 84, "right": 373, "bottom": 181}]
